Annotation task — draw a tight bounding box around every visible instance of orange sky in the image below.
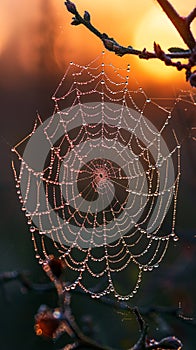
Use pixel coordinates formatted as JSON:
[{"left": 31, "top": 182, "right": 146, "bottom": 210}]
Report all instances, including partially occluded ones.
[{"left": 0, "top": 0, "right": 196, "bottom": 95}]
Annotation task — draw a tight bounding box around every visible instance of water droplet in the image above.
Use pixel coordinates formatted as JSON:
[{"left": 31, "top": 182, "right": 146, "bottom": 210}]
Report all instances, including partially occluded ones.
[
  {"left": 30, "top": 226, "right": 35, "bottom": 233},
  {"left": 39, "top": 231, "right": 45, "bottom": 235},
  {"left": 53, "top": 310, "right": 61, "bottom": 319}
]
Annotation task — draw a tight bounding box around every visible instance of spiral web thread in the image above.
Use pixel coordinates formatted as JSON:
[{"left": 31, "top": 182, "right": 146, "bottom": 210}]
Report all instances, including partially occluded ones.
[{"left": 12, "top": 52, "right": 184, "bottom": 300}]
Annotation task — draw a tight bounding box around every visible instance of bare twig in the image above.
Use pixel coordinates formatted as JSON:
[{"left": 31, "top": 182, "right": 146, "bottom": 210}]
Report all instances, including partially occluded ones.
[
  {"left": 1, "top": 269, "right": 195, "bottom": 330},
  {"left": 0, "top": 270, "right": 54, "bottom": 293},
  {"left": 72, "top": 289, "right": 196, "bottom": 329},
  {"left": 1, "top": 265, "right": 184, "bottom": 349},
  {"left": 59, "top": 318, "right": 112, "bottom": 350},
  {"left": 156, "top": 0, "right": 195, "bottom": 49},
  {"left": 64, "top": 0, "right": 194, "bottom": 59},
  {"left": 131, "top": 308, "right": 148, "bottom": 350},
  {"left": 186, "top": 8, "right": 196, "bottom": 26},
  {"left": 64, "top": 0, "right": 196, "bottom": 86}
]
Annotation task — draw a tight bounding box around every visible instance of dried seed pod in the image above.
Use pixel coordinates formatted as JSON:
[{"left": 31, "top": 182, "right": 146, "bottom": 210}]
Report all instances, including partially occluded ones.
[
  {"left": 48, "top": 255, "right": 65, "bottom": 278},
  {"left": 35, "top": 306, "right": 61, "bottom": 339}
]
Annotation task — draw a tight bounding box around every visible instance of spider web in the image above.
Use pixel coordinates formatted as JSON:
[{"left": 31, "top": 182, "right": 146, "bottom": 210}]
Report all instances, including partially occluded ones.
[{"left": 12, "top": 52, "right": 188, "bottom": 300}]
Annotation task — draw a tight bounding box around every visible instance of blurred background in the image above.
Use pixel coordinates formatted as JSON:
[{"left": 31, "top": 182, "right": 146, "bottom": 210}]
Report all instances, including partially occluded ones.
[{"left": 0, "top": 1, "right": 195, "bottom": 349}]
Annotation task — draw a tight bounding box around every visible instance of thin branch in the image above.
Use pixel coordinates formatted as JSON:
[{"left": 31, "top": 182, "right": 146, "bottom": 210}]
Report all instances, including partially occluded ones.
[
  {"left": 64, "top": 1, "right": 193, "bottom": 59},
  {"left": 2, "top": 267, "right": 184, "bottom": 350},
  {"left": 61, "top": 315, "right": 112, "bottom": 350},
  {"left": 156, "top": 0, "right": 195, "bottom": 49},
  {"left": 131, "top": 308, "right": 148, "bottom": 350},
  {"left": 186, "top": 8, "right": 196, "bottom": 26},
  {"left": 1, "top": 270, "right": 195, "bottom": 331},
  {"left": 64, "top": 0, "right": 196, "bottom": 86},
  {"left": 72, "top": 290, "right": 196, "bottom": 329},
  {"left": 133, "top": 308, "right": 146, "bottom": 333},
  {"left": 0, "top": 270, "right": 54, "bottom": 293}
]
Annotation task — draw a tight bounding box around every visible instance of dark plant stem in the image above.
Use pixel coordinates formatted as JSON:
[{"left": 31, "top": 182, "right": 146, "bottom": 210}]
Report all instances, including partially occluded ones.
[
  {"left": 64, "top": 0, "right": 196, "bottom": 86},
  {"left": 156, "top": 0, "right": 195, "bottom": 49}
]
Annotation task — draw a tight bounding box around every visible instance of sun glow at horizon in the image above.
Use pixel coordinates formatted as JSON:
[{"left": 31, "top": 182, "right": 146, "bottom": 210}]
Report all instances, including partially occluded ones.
[
  {"left": 132, "top": 5, "right": 196, "bottom": 82},
  {"left": 0, "top": 0, "right": 195, "bottom": 91}
]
